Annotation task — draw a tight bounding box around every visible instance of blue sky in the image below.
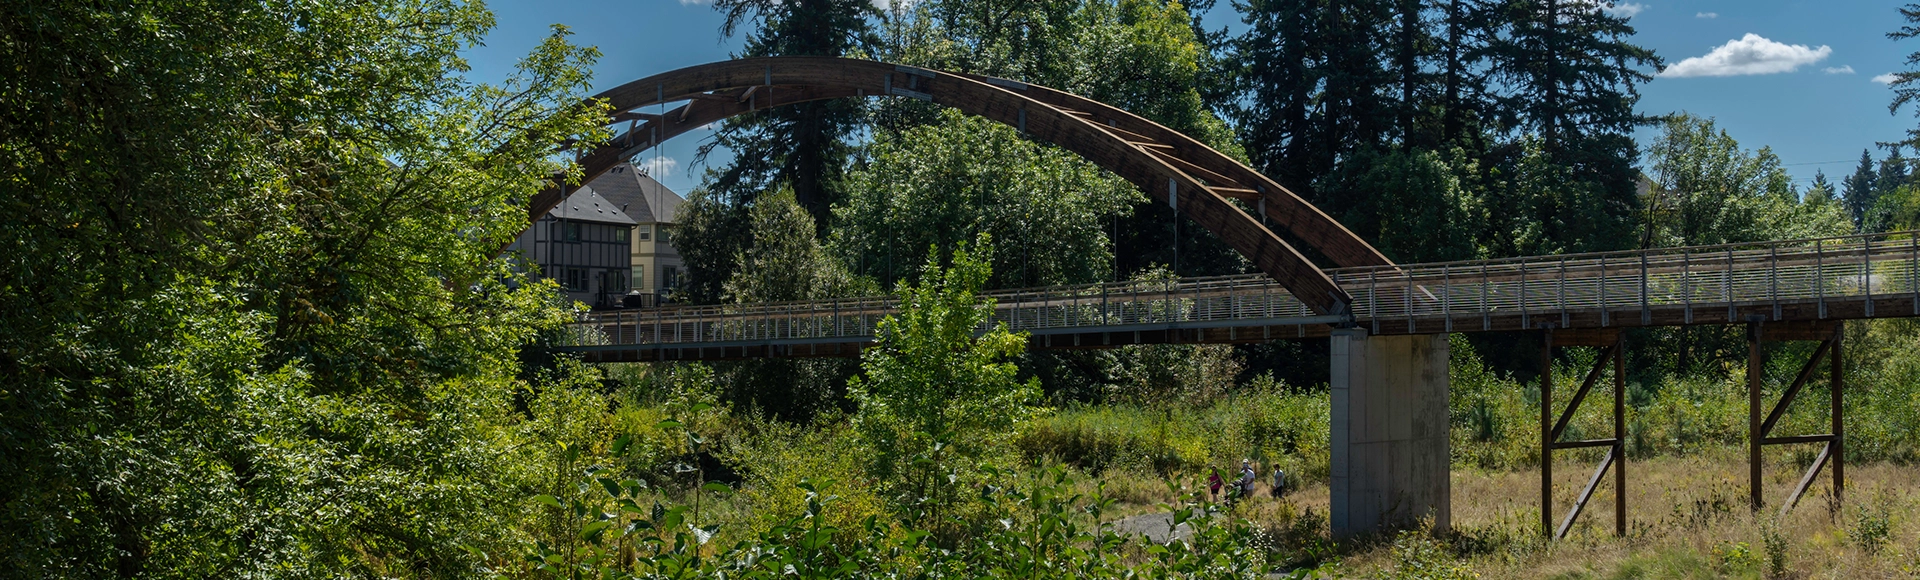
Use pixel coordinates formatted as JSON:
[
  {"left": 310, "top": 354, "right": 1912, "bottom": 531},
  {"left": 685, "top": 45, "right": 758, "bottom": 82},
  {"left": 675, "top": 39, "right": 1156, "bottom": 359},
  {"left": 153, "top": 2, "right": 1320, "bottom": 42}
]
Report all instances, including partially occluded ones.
[{"left": 464, "top": 0, "right": 1920, "bottom": 194}]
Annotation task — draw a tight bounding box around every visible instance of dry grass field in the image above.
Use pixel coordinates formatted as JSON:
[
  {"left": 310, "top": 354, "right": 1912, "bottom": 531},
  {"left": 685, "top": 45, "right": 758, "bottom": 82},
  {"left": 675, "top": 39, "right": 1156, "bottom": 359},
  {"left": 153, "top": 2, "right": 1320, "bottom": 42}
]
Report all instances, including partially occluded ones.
[{"left": 1081, "top": 452, "right": 1920, "bottom": 578}]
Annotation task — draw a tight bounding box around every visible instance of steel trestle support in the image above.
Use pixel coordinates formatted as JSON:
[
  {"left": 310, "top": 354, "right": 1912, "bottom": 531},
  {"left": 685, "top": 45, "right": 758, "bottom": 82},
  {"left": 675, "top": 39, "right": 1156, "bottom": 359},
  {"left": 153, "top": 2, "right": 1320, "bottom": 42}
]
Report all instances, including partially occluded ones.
[
  {"left": 1541, "top": 328, "right": 1627, "bottom": 539},
  {"left": 1746, "top": 320, "right": 1844, "bottom": 516}
]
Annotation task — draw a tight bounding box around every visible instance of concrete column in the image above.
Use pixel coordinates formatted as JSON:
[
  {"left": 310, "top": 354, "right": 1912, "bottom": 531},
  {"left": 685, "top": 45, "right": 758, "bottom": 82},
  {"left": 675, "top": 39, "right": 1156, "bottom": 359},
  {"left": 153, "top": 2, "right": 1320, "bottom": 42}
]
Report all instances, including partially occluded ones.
[{"left": 1329, "top": 329, "right": 1450, "bottom": 538}]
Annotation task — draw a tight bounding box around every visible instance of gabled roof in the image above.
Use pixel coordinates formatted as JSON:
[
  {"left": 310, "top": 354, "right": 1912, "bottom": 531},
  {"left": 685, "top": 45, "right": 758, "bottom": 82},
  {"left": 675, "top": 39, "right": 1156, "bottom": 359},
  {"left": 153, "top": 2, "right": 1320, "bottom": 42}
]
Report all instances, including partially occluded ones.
[
  {"left": 589, "top": 163, "right": 684, "bottom": 224},
  {"left": 549, "top": 187, "right": 636, "bottom": 225}
]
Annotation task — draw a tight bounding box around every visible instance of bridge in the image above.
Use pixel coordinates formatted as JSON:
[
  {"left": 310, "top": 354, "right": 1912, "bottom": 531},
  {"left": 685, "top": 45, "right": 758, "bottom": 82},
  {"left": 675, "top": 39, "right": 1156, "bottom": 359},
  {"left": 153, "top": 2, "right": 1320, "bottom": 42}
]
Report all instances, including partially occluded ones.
[
  {"left": 561, "top": 233, "right": 1915, "bottom": 360},
  {"left": 528, "top": 57, "right": 1901, "bottom": 541}
]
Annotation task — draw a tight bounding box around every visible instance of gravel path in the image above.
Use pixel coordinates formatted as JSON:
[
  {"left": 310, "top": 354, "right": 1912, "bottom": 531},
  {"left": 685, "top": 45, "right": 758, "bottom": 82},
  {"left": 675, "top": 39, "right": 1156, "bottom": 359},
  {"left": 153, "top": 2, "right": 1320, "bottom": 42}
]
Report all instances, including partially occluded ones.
[{"left": 1107, "top": 511, "right": 1192, "bottom": 543}]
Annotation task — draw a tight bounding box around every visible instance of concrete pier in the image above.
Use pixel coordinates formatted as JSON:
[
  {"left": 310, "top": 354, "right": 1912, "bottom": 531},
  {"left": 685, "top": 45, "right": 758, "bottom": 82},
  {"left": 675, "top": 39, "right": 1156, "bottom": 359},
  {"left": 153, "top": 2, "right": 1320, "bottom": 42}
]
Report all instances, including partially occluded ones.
[{"left": 1329, "top": 329, "right": 1450, "bottom": 538}]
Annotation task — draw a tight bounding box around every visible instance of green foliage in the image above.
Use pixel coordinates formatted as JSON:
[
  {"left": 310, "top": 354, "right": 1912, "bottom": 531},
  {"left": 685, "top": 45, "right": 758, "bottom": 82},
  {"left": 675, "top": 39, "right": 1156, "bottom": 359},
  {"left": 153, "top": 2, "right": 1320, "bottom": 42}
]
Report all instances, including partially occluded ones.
[
  {"left": 0, "top": 0, "right": 606, "bottom": 575},
  {"left": 670, "top": 187, "right": 751, "bottom": 304},
  {"left": 1849, "top": 499, "right": 1894, "bottom": 555},
  {"left": 1886, "top": 3, "right": 1920, "bottom": 152},
  {"left": 1318, "top": 147, "right": 1486, "bottom": 263},
  {"left": 1759, "top": 518, "right": 1791, "bottom": 579},
  {"left": 848, "top": 235, "right": 1043, "bottom": 477},
  {"left": 1378, "top": 524, "right": 1480, "bottom": 580},
  {"left": 725, "top": 187, "right": 867, "bottom": 303},
  {"left": 534, "top": 461, "right": 1274, "bottom": 579},
  {"left": 1644, "top": 114, "right": 1847, "bottom": 248},
  {"left": 882, "top": 0, "right": 1248, "bottom": 279},
  {"left": 727, "top": 417, "right": 888, "bottom": 540},
  {"left": 1713, "top": 541, "right": 1761, "bottom": 576},
  {"left": 1018, "top": 384, "right": 1332, "bottom": 480},
  {"left": 835, "top": 109, "right": 1139, "bottom": 288},
  {"left": 1449, "top": 334, "right": 1537, "bottom": 469}
]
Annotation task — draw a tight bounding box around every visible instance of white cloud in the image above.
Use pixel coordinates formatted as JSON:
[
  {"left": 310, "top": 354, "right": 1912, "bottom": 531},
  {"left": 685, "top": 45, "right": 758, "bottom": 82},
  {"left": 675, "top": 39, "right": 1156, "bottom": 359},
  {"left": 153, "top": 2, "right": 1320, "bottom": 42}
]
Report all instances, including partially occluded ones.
[
  {"left": 678, "top": 0, "right": 709, "bottom": 5},
  {"left": 1696, "top": 11, "right": 1718, "bottom": 19},
  {"left": 1825, "top": 65, "right": 1856, "bottom": 74},
  {"left": 1567, "top": 0, "right": 1646, "bottom": 17},
  {"left": 635, "top": 156, "right": 678, "bottom": 177},
  {"left": 1874, "top": 73, "right": 1900, "bottom": 84},
  {"left": 1604, "top": 2, "right": 1648, "bottom": 17},
  {"left": 1659, "top": 34, "right": 1833, "bottom": 78}
]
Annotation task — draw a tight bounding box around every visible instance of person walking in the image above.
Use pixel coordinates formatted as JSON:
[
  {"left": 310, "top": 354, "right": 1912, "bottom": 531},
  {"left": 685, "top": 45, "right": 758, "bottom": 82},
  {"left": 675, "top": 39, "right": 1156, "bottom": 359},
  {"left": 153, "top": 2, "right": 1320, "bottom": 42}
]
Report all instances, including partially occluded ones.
[
  {"left": 1235, "top": 460, "right": 1258, "bottom": 500},
  {"left": 1270, "top": 464, "right": 1288, "bottom": 499},
  {"left": 1206, "top": 467, "right": 1224, "bottom": 502}
]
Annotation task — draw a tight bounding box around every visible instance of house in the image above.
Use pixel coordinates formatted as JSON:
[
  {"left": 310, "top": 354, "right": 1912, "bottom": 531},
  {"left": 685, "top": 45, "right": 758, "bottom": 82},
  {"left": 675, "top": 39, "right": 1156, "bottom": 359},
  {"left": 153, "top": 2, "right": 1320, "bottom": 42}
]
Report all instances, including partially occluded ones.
[
  {"left": 506, "top": 185, "right": 635, "bottom": 309},
  {"left": 507, "top": 162, "right": 686, "bottom": 309},
  {"left": 588, "top": 163, "right": 686, "bottom": 305}
]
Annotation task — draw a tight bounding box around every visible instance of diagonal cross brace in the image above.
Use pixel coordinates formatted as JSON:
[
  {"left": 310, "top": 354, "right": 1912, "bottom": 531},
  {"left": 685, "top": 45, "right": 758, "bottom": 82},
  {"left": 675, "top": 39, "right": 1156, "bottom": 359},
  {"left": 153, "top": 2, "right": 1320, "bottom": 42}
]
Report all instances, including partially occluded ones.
[
  {"left": 1758, "top": 339, "right": 1831, "bottom": 439},
  {"left": 1551, "top": 344, "right": 1620, "bottom": 443},
  {"left": 1556, "top": 446, "right": 1618, "bottom": 540}
]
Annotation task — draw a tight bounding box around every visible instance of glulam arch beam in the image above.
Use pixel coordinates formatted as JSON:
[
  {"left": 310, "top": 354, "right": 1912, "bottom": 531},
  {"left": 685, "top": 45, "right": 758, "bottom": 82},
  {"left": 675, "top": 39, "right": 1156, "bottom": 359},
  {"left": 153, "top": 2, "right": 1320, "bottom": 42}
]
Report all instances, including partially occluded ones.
[{"left": 530, "top": 57, "right": 1380, "bottom": 316}]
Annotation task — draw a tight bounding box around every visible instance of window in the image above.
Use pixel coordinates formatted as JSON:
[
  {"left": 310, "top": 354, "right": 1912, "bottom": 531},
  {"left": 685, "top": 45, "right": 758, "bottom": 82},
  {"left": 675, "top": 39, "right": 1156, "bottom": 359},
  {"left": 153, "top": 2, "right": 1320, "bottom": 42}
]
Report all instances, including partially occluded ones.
[
  {"left": 564, "top": 268, "right": 587, "bottom": 292},
  {"left": 605, "top": 270, "right": 627, "bottom": 292},
  {"left": 657, "top": 226, "right": 672, "bottom": 244},
  {"left": 631, "top": 269, "right": 645, "bottom": 292},
  {"left": 661, "top": 265, "right": 680, "bottom": 290},
  {"left": 615, "top": 227, "right": 629, "bottom": 243},
  {"left": 563, "top": 221, "right": 581, "bottom": 242},
  {"left": 636, "top": 225, "right": 652, "bottom": 241}
]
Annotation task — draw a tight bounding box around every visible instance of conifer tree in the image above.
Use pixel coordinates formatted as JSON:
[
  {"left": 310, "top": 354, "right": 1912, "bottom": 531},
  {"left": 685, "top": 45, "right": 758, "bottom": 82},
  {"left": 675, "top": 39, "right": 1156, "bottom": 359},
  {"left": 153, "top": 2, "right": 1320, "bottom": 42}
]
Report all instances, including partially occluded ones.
[
  {"left": 1480, "top": 0, "right": 1658, "bottom": 252},
  {"left": 1844, "top": 149, "right": 1879, "bottom": 231},
  {"left": 703, "top": 0, "right": 877, "bottom": 227}
]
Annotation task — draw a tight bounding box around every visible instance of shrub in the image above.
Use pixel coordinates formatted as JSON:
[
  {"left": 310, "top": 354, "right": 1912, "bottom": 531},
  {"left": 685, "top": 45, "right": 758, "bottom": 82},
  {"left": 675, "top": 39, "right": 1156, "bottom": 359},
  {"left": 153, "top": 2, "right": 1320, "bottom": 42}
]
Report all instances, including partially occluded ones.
[
  {"left": 1377, "top": 521, "right": 1478, "bottom": 580},
  {"left": 1015, "top": 385, "right": 1332, "bottom": 480}
]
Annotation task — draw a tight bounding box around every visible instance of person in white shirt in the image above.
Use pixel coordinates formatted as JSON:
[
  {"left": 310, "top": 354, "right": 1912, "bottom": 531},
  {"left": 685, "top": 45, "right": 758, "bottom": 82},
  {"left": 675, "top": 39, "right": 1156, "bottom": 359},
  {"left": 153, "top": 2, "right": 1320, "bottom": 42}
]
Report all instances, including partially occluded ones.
[{"left": 1236, "top": 460, "right": 1257, "bottom": 499}]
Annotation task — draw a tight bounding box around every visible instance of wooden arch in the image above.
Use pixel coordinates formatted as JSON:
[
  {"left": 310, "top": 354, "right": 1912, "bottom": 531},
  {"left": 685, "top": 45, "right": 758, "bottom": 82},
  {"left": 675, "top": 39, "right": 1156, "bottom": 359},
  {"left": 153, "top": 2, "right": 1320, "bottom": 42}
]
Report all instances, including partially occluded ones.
[{"left": 532, "top": 57, "right": 1390, "bottom": 316}]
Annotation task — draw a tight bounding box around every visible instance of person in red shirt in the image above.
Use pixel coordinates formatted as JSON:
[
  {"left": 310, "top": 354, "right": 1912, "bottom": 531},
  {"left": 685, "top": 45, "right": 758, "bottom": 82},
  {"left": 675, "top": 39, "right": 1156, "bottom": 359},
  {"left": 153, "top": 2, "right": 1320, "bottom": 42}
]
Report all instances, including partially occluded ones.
[{"left": 1206, "top": 467, "right": 1224, "bottom": 502}]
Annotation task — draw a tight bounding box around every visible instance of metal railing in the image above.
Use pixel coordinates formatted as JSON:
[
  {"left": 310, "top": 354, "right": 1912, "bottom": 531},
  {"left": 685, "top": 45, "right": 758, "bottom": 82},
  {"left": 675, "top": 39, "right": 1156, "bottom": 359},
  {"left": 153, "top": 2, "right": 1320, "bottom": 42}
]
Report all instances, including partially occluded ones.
[{"left": 558, "top": 231, "right": 1920, "bottom": 350}]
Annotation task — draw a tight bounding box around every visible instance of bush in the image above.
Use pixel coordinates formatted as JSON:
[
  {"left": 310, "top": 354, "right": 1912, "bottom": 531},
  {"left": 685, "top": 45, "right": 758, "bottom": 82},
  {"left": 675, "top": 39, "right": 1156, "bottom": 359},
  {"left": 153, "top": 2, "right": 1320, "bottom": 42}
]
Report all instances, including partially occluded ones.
[
  {"left": 1016, "top": 384, "right": 1331, "bottom": 480},
  {"left": 1378, "top": 522, "right": 1479, "bottom": 580}
]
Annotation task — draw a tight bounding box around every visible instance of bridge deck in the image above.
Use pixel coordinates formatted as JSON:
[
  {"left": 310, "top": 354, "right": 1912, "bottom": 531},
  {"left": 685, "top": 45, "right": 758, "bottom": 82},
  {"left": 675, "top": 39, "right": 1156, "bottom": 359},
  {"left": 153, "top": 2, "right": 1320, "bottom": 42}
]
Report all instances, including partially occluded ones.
[{"left": 559, "top": 232, "right": 1920, "bottom": 362}]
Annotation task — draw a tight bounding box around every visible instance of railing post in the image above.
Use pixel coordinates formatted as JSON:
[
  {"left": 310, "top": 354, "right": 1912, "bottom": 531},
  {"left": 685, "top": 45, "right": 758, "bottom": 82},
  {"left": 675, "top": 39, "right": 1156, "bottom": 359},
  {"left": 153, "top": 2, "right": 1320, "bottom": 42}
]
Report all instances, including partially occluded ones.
[
  {"left": 1369, "top": 268, "right": 1380, "bottom": 334},
  {"left": 1600, "top": 255, "right": 1609, "bottom": 327},
  {"left": 1405, "top": 268, "right": 1415, "bottom": 334},
  {"left": 1864, "top": 236, "right": 1875, "bottom": 318},
  {"left": 1640, "top": 252, "right": 1651, "bottom": 325},
  {"left": 1682, "top": 249, "right": 1692, "bottom": 324},
  {"left": 1102, "top": 283, "right": 1110, "bottom": 325},
  {"left": 1481, "top": 262, "right": 1491, "bottom": 331},
  {"left": 1726, "top": 247, "right": 1736, "bottom": 322},
  {"left": 1443, "top": 265, "right": 1453, "bottom": 333},
  {"left": 1521, "top": 257, "right": 1530, "bottom": 329},
  {"left": 1817, "top": 239, "right": 1827, "bottom": 319},
  {"left": 1559, "top": 255, "right": 1569, "bottom": 328},
  {"left": 1771, "top": 244, "right": 1781, "bottom": 321}
]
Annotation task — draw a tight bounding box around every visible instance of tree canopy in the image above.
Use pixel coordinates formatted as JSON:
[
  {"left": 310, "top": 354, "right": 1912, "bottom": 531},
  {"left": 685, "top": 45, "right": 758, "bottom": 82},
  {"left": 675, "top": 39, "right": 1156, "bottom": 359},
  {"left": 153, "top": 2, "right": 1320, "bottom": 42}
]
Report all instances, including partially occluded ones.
[{"left": 1, "top": 1, "right": 605, "bottom": 575}]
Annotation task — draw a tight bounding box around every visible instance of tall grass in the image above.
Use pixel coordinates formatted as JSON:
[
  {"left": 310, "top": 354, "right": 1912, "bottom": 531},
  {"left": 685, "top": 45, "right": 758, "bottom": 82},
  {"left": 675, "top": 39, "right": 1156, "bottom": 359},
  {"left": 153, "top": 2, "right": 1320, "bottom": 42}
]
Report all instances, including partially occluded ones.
[{"left": 1016, "top": 378, "right": 1332, "bottom": 480}]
